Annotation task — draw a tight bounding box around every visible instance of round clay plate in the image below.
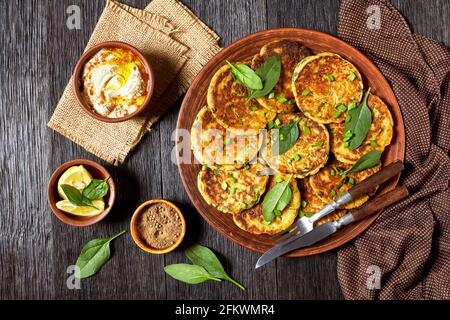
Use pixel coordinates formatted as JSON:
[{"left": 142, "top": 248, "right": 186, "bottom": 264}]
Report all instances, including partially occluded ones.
[{"left": 176, "top": 28, "right": 405, "bottom": 257}]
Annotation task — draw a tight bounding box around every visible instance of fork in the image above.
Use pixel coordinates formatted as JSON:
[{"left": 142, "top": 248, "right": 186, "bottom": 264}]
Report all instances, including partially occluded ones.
[{"left": 272, "top": 160, "right": 404, "bottom": 244}]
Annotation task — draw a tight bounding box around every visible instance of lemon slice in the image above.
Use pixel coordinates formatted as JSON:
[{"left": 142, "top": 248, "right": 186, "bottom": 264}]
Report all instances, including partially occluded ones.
[
  {"left": 57, "top": 165, "right": 93, "bottom": 199},
  {"left": 56, "top": 199, "right": 105, "bottom": 217}
]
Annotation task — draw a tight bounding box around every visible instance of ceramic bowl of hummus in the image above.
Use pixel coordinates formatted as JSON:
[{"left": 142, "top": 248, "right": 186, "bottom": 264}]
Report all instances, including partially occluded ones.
[{"left": 73, "top": 41, "right": 154, "bottom": 122}]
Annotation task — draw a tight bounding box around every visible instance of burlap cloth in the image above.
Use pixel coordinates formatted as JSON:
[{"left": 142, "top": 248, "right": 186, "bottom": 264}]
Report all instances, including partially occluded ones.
[
  {"left": 337, "top": 0, "right": 450, "bottom": 299},
  {"left": 48, "top": 0, "right": 221, "bottom": 165}
]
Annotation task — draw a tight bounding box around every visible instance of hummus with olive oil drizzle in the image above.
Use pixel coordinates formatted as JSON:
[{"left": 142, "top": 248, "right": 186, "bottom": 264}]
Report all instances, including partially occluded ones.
[{"left": 82, "top": 47, "right": 148, "bottom": 118}]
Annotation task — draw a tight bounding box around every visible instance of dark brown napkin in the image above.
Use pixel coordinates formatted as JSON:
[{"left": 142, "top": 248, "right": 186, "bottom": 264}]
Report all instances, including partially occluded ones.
[{"left": 337, "top": 0, "right": 450, "bottom": 299}]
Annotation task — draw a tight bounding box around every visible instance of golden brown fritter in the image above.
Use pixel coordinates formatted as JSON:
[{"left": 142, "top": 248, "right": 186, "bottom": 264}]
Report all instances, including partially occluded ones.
[
  {"left": 261, "top": 113, "right": 329, "bottom": 178},
  {"left": 233, "top": 173, "right": 300, "bottom": 235},
  {"left": 207, "top": 63, "right": 276, "bottom": 133},
  {"left": 197, "top": 162, "right": 269, "bottom": 214},
  {"left": 251, "top": 40, "right": 312, "bottom": 113},
  {"left": 191, "top": 106, "right": 262, "bottom": 170}
]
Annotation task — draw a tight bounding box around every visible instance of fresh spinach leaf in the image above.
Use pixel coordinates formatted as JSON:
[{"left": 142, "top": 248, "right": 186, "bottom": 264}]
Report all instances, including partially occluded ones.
[
  {"left": 82, "top": 178, "right": 109, "bottom": 200},
  {"left": 75, "top": 230, "right": 126, "bottom": 279},
  {"left": 227, "top": 61, "right": 263, "bottom": 90},
  {"left": 60, "top": 184, "right": 97, "bottom": 209},
  {"left": 344, "top": 88, "right": 372, "bottom": 150},
  {"left": 276, "top": 185, "right": 292, "bottom": 211},
  {"left": 164, "top": 264, "right": 222, "bottom": 285},
  {"left": 346, "top": 150, "right": 382, "bottom": 174},
  {"left": 185, "top": 244, "right": 245, "bottom": 290},
  {"left": 262, "top": 176, "right": 293, "bottom": 223},
  {"left": 272, "top": 122, "right": 299, "bottom": 155},
  {"left": 247, "top": 55, "right": 281, "bottom": 101}
]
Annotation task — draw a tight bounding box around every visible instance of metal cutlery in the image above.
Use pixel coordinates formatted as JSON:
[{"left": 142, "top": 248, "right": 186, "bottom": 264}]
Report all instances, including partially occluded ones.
[
  {"left": 255, "top": 184, "right": 409, "bottom": 268},
  {"left": 271, "top": 160, "right": 404, "bottom": 245}
]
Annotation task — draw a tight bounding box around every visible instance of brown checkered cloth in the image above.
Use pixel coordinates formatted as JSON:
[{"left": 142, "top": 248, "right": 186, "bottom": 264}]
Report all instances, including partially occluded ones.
[{"left": 337, "top": 0, "right": 450, "bottom": 299}]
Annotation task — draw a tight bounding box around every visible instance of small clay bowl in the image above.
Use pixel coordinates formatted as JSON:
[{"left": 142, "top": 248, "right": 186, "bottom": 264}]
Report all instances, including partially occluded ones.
[
  {"left": 72, "top": 41, "right": 154, "bottom": 123},
  {"left": 48, "top": 159, "right": 116, "bottom": 227},
  {"left": 130, "top": 199, "right": 186, "bottom": 254}
]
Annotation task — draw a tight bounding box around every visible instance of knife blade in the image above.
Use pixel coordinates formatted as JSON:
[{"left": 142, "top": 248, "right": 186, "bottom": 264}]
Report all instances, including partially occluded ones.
[{"left": 255, "top": 221, "right": 338, "bottom": 269}]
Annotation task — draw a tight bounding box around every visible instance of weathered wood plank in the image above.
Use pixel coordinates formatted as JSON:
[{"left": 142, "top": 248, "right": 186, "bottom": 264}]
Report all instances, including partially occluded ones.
[{"left": 0, "top": 0, "right": 54, "bottom": 300}]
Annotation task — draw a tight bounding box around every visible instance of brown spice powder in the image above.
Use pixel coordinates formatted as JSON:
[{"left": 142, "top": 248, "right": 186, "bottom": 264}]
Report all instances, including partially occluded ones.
[{"left": 136, "top": 203, "right": 182, "bottom": 249}]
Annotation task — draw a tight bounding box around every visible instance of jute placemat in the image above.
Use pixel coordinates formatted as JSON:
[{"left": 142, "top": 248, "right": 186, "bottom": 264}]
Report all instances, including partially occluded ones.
[
  {"left": 48, "top": 0, "right": 221, "bottom": 164},
  {"left": 144, "top": 0, "right": 222, "bottom": 129}
]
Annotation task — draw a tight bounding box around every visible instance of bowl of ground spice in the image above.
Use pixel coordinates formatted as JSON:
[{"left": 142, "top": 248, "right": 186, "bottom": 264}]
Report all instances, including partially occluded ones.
[{"left": 130, "top": 199, "right": 186, "bottom": 254}]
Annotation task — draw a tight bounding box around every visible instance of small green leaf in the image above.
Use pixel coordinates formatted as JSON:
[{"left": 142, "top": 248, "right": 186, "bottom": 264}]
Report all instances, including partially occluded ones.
[
  {"left": 268, "top": 92, "right": 275, "bottom": 99},
  {"left": 61, "top": 184, "right": 97, "bottom": 209},
  {"left": 293, "top": 154, "right": 300, "bottom": 161},
  {"left": 346, "top": 150, "right": 382, "bottom": 174},
  {"left": 332, "top": 111, "right": 342, "bottom": 118},
  {"left": 82, "top": 179, "right": 109, "bottom": 200},
  {"left": 229, "top": 177, "right": 236, "bottom": 183},
  {"left": 262, "top": 176, "right": 292, "bottom": 223},
  {"left": 184, "top": 244, "right": 245, "bottom": 290},
  {"left": 348, "top": 102, "right": 357, "bottom": 111},
  {"left": 315, "top": 141, "right": 324, "bottom": 147},
  {"left": 251, "top": 105, "right": 258, "bottom": 111},
  {"left": 370, "top": 140, "right": 378, "bottom": 146},
  {"left": 274, "top": 119, "right": 281, "bottom": 126},
  {"left": 276, "top": 185, "right": 292, "bottom": 212},
  {"left": 301, "top": 200, "right": 308, "bottom": 208},
  {"left": 326, "top": 75, "right": 335, "bottom": 81},
  {"left": 337, "top": 104, "right": 347, "bottom": 112},
  {"left": 229, "top": 188, "right": 236, "bottom": 195},
  {"left": 272, "top": 122, "right": 299, "bottom": 155},
  {"left": 302, "top": 89, "right": 311, "bottom": 97},
  {"left": 227, "top": 61, "right": 263, "bottom": 90},
  {"left": 268, "top": 120, "right": 275, "bottom": 129},
  {"left": 344, "top": 88, "right": 372, "bottom": 150},
  {"left": 345, "top": 114, "right": 352, "bottom": 122},
  {"left": 348, "top": 71, "right": 356, "bottom": 81},
  {"left": 278, "top": 96, "right": 288, "bottom": 103},
  {"left": 301, "top": 125, "right": 311, "bottom": 134},
  {"left": 247, "top": 55, "right": 281, "bottom": 101},
  {"left": 348, "top": 177, "right": 355, "bottom": 185},
  {"left": 164, "top": 264, "right": 222, "bottom": 285}
]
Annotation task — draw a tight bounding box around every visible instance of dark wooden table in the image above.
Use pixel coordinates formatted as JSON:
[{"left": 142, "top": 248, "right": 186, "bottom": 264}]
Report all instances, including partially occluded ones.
[{"left": 1, "top": 0, "right": 448, "bottom": 300}]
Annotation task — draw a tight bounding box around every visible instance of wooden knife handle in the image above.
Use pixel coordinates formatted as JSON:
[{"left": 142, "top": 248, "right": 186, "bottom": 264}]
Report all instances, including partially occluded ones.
[
  {"left": 348, "top": 160, "right": 404, "bottom": 200},
  {"left": 351, "top": 185, "right": 409, "bottom": 223}
]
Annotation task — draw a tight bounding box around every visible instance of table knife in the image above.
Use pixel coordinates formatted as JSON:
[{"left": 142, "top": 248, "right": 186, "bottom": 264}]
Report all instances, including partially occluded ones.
[{"left": 255, "top": 185, "right": 409, "bottom": 269}]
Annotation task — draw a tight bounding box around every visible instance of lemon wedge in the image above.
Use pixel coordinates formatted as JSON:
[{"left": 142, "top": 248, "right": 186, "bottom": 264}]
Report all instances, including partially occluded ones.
[
  {"left": 56, "top": 199, "right": 105, "bottom": 217},
  {"left": 57, "top": 165, "right": 93, "bottom": 199}
]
